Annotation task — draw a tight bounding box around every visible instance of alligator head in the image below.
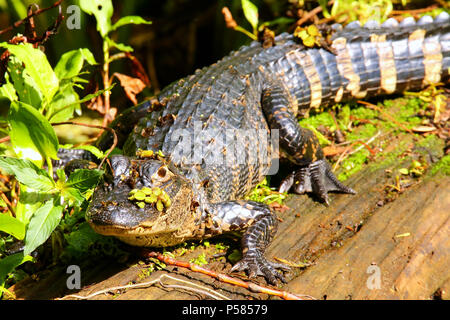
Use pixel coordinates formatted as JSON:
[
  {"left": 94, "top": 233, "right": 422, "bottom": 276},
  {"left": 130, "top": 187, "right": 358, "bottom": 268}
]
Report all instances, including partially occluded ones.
[{"left": 86, "top": 155, "right": 195, "bottom": 246}]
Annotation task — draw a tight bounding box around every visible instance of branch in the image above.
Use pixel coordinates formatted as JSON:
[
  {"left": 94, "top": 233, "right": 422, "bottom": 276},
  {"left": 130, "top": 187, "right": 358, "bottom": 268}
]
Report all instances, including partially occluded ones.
[
  {"left": 0, "top": 0, "right": 63, "bottom": 36},
  {"left": 59, "top": 274, "right": 231, "bottom": 300},
  {"left": 142, "top": 250, "right": 315, "bottom": 300},
  {"left": 51, "top": 121, "right": 117, "bottom": 169}
]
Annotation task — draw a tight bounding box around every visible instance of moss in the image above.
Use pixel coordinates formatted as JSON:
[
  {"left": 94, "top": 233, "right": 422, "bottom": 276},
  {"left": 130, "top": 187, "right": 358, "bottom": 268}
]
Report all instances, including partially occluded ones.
[
  {"left": 430, "top": 155, "right": 450, "bottom": 176},
  {"left": 189, "top": 252, "right": 208, "bottom": 266},
  {"left": 299, "top": 111, "right": 336, "bottom": 131},
  {"left": 346, "top": 105, "right": 378, "bottom": 123},
  {"left": 337, "top": 149, "right": 371, "bottom": 181},
  {"left": 245, "top": 177, "right": 286, "bottom": 204},
  {"left": 297, "top": 94, "right": 443, "bottom": 182}
]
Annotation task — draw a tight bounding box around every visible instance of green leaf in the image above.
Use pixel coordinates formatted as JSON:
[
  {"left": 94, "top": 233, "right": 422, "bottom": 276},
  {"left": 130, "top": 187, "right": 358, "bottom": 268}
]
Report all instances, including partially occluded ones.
[
  {"left": 24, "top": 199, "right": 63, "bottom": 256},
  {"left": 0, "top": 43, "right": 59, "bottom": 103},
  {"left": 48, "top": 84, "right": 79, "bottom": 123},
  {"left": 74, "top": 145, "right": 105, "bottom": 159},
  {"left": 7, "top": 57, "right": 42, "bottom": 109},
  {"left": 65, "top": 169, "right": 103, "bottom": 193},
  {"left": 8, "top": 100, "right": 59, "bottom": 162},
  {"left": 106, "top": 37, "right": 133, "bottom": 52},
  {"left": 14, "top": 184, "right": 53, "bottom": 224},
  {"left": 61, "top": 187, "right": 84, "bottom": 206},
  {"left": 61, "top": 84, "right": 115, "bottom": 110},
  {"left": 0, "top": 253, "right": 33, "bottom": 293},
  {"left": 318, "top": 0, "right": 331, "bottom": 18},
  {"left": 0, "top": 214, "right": 26, "bottom": 240},
  {"left": 54, "top": 50, "right": 84, "bottom": 80},
  {"left": 80, "top": 48, "right": 97, "bottom": 65},
  {"left": 54, "top": 48, "right": 97, "bottom": 80},
  {"left": 0, "top": 157, "right": 55, "bottom": 192},
  {"left": 79, "top": 0, "right": 113, "bottom": 37},
  {"left": 56, "top": 168, "right": 66, "bottom": 182},
  {"left": 241, "top": 0, "right": 259, "bottom": 31},
  {"left": 0, "top": 73, "right": 18, "bottom": 102},
  {"left": 259, "top": 17, "right": 295, "bottom": 29},
  {"left": 111, "top": 15, "right": 152, "bottom": 31}
]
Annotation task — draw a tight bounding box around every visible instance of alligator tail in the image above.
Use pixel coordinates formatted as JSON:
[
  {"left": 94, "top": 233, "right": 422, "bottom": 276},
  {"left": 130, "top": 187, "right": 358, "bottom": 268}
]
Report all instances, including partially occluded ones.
[{"left": 284, "top": 12, "right": 450, "bottom": 113}]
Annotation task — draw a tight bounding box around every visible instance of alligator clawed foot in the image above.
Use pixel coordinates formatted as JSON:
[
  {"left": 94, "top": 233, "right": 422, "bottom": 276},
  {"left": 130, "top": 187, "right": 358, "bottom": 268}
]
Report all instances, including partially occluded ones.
[
  {"left": 279, "top": 159, "right": 356, "bottom": 205},
  {"left": 230, "top": 254, "right": 290, "bottom": 285}
]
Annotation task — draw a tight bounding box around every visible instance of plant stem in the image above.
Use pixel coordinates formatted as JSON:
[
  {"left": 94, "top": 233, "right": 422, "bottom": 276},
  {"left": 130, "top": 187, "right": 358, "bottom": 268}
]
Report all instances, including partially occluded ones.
[
  {"left": 46, "top": 156, "right": 53, "bottom": 178},
  {"left": 234, "top": 25, "right": 257, "bottom": 40},
  {"left": 102, "top": 41, "right": 111, "bottom": 128}
]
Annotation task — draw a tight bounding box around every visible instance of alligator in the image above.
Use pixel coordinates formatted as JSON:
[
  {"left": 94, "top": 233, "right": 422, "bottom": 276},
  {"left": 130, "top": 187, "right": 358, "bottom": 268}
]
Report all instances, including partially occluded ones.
[{"left": 68, "top": 14, "right": 450, "bottom": 284}]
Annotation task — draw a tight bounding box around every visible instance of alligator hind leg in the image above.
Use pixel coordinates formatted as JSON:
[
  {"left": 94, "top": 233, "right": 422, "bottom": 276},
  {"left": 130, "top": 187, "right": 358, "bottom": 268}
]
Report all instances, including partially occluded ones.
[
  {"left": 208, "top": 200, "right": 289, "bottom": 284},
  {"left": 261, "top": 85, "right": 355, "bottom": 205}
]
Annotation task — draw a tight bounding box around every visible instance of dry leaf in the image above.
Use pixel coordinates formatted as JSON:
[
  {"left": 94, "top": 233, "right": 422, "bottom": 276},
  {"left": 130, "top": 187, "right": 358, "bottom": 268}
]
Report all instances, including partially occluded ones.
[
  {"left": 113, "top": 72, "right": 146, "bottom": 105},
  {"left": 412, "top": 126, "right": 437, "bottom": 133}
]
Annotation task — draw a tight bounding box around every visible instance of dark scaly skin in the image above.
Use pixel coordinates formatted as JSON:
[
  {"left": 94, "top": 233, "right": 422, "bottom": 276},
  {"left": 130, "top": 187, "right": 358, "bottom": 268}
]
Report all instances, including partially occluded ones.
[{"left": 67, "top": 14, "right": 450, "bottom": 284}]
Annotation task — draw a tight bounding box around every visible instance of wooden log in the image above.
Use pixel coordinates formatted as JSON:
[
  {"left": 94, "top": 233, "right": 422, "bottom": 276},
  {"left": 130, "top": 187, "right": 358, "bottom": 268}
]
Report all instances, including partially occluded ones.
[{"left": 8, "top": 132, "right": 449, "bottom": 300}]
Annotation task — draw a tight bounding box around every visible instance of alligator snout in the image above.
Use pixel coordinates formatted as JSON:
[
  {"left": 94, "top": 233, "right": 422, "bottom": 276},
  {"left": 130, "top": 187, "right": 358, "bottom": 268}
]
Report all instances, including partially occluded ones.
[{"left": 86, "top": 184, "right": 160, "bottom": 232}]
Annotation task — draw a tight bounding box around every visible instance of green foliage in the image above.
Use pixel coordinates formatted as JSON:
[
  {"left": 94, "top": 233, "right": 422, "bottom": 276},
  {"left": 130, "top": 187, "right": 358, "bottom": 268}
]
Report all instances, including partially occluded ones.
[
  {"left": 330, "top": 0, "right": 394, "bottom": 23},
  {"left": 246, "top": 177, "right": 286, "bottom": 205},
  {"left": 0, "top": 253, "right": 33, "bottom": 296},
  {"left": 79, "top": 0, "right": 151, "bottom": 55},
  {"left": 0, "top": 43, "right": 59, "bottom": 105},
  {"left": 23, "top": 199, "right": 63, "bottom": 256},
  {"left": 0, "top": 155, "right": 103, "bottom": 295},
  {"left": 241, "top": 0, "right": 259, "bottom": 33},
  {"left": 54, "top": 48, "right": 96, "bottom": 81},
  {"left": 0, "top": 43, "right": 103, "bottom": 290},
  {"left": 0, "top": 214, "right": 25, "bottom": 240},
  {"left": 189, "top": 252, "right": 208, "bottom": 266},
  {"left": 0, "top": 0, "right": 153, "bottom": 297},
  {"left": 0, "top": 157, "right": 55, "bottom": 192},
  {"left": 8, "top": 101, "right": 59, "bottom": 165},
  {"left": 64, "top": 169, "right": 103, "bottom": 194},
  {"left": 79, "top": 0, "right": 114, "bottom": 37},
  {"left": 0, "top": 43, "right": 97, "bottom": 166}
]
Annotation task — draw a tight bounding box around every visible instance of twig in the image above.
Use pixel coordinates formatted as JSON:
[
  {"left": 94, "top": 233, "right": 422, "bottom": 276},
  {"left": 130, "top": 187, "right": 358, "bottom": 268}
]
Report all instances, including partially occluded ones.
[
  {"left": 51, "top": 121, "right": 117, "bottom": 169},
  {"left": 102, "top": 42, "right": 111, "bottom": 128},
  {"left": 390, "top": 4, "right": 439, "bottom": 15},
  {"left": 333, "top": 131, "right": 381, "bottom": 171},
  {"left": 59, "top": 274, "right": 231, "bottom": 300},
  {"left": 357, "top": 100, "right": 414, "bottom": 134},
  {"left": 0, "top": 136, "right": 10, "bottom": 144},
  {"left": 142, "top": 250, "right": 315, "bottom": 300},
  {"left": 316, "top": 10, "right": 349, "bottom": 25},
  {"left": 294, "top": 0, "right": 335, "bottom": 27},
  {"left": 0, "top": 191, "right": 15, "bottom": 216},
  {"left": 0, "top": 0, "right": 63, "bottom": 36}
]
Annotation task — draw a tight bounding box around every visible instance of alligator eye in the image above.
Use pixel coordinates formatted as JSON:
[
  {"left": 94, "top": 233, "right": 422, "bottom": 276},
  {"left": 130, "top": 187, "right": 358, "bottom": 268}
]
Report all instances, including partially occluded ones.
[{"left": 157, "top": 166, "right": 167, "bottom": 178}]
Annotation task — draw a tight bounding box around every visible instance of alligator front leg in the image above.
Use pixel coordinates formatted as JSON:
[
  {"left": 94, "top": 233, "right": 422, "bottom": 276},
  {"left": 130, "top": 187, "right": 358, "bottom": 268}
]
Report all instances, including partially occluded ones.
[
  {"left": 261, "top": 84, "right": 355, "bottom": 205},
  {"left": 207, "top": 200, "right": 289, "bottom": 284}
]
